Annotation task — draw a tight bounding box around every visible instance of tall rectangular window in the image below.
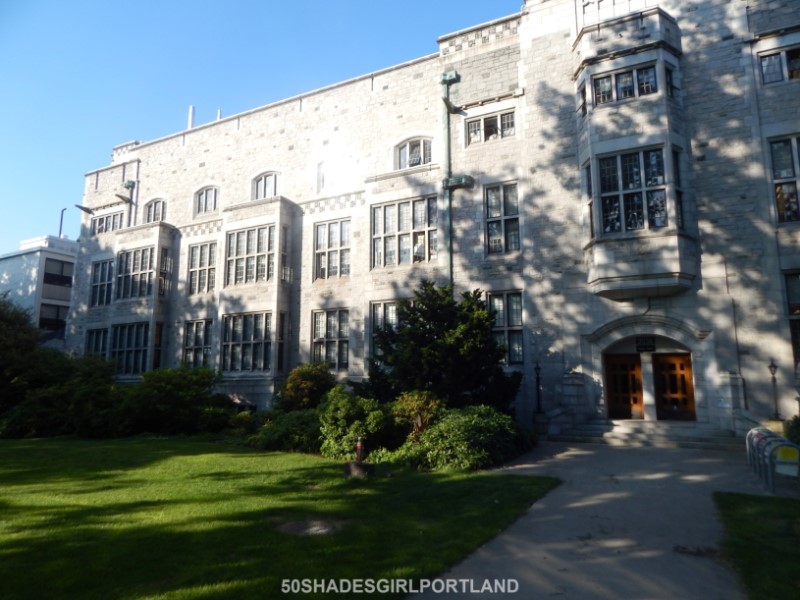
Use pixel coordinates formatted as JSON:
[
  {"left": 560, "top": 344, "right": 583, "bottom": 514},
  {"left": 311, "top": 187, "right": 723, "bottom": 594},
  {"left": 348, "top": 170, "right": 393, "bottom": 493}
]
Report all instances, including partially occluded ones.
[
  {"left": 372, "top": 197, "right": 437, "bottom": 267},
  {"left": 371, "top": 301, "right": 398, "bottom": 358},
  {"left": 91, "top": 260, "right": 114, "bottom": 306},
  {"left": 225, "top": 226, "right": 275, "bottom": 286},
  {"left": 489, "top": 292, "right": 523, "bottom": 364},
  {"left": 111, "top": 322, "right": 149, "bottom": 375},
  {"left": 771, "top": 137, "right": 800, "bottom": 223},
  {"left": 184, "top": 320, "right": 213, "bottom": 368},
  {"left": 188, "top": 242, "right": 216, "bottom": 294},
  {"left": 786, "top": 272, "right": 800, "bottom": 368},
  {"left": 598, "top": 149, "right": 667, "bottom": 233},
  {"left": 315, "top": 219, "right": 350, "bottom": 279},
  {"left": 486, "top": 183, "right": 520, "bottom": 254},
  {"left": 312, "top": 309, "right": 349, "bottom": 370},
  {"left": 116, "top": 247, "right": 154, "bottom": 299},
  {"left": 222, "top": 312, "right": 272, "bottom": 372},
  {"left": 86, "top": 328, "right": 108, "bottom": 357}
]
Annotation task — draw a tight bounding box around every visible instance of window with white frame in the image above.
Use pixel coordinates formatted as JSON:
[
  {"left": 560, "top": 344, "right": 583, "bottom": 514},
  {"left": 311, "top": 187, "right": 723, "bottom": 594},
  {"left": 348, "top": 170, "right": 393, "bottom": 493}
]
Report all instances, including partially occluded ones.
[
  {"left": 584, "top": 164, "right": 595, "bottom": 239},
  {"left": 116, "top": 247, "right": 154, "bottom": 299},
  {"left": 90, "top": 259, "right": 114, "bottom": 306},
  {"left": 195, "top": 187, "right": 218, "bottom": 215},
  {"left": 110, "top": 322, "right": 149, "bottom": 375},
  {"left": 598, "top": 149, "right": 667, "bottom": 233},
  {"left": 489, "top": 291, "right": 523, "bottom": 364},
  {"left": 222, "top": 312, "right": 272, "bottom": 372},
  {"left": 312, "top": 309, "right": 349, "bottom": 370},
  {"left": 225, "top": 226, "right": 275, "bottom": 286},
  {"left": 145, "top": 199, "right": 166, "bottom": 223},
  {"left": 770, "top": 137, "right": 800, "bottom": 223},
  {"left": 86, "top": 328, "right": 108, "bottom": 357},
  {"left": 253, "top": 172, "right": 278, "bottom": 200},
  {"left": 760, "top": 47, "right": 800, "bottom": 84},
  {"left": 486, "top": 183, "right": 520, "bottom": 254},
  {"left": 397, "top": 138, "right": 432, "bottom": 169},
  {"left": 188, "top": 242, "right": 216, "bottom": 294},
  {"left": 371, "top": 301, "right": 398, "bottom": 358},
  {"left": 593, "top": 65, "right": 658, "bottom": 105},
  {"left": 466, "top": 111, "right": 515, "bottom": 145},
  {"left": 315, "top": 219, "right": 350, "bottom": 279},
  {"left": 184, "top": 320, "right": 213, "bottom": 368},
  {"left": 372, "top": 197, "right": 438, "bottom": 267},
  {"left": 91, "top": 212, "right": 124, "bottom": 235}
]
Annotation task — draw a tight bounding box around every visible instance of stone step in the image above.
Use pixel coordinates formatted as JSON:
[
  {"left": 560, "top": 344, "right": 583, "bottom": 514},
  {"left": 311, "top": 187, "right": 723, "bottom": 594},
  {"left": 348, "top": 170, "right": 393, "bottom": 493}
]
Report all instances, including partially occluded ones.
[{"left": 549, "top": 420, "right": 743, "bottom": 451}]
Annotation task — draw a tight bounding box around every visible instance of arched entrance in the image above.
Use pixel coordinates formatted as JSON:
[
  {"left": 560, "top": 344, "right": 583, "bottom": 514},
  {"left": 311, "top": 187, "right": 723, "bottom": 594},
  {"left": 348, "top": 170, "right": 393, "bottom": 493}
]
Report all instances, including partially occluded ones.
[{"left": 603, "top": 337, "right": 696, "bottom": 421}]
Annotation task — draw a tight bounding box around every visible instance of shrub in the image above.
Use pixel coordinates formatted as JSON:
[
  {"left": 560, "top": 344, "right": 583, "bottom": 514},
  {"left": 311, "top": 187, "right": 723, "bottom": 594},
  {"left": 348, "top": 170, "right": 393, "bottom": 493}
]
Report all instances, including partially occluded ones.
[
  {"left": 277, "top": 363, "right": 336, "bottom": 411},
  {"left": 318, "top": 385, "right": 402, "bottom": 459},
  {"left": 393, "top": 390, "right": 443, "bottom": 440},
  {"left": 385, "top": 405, "right": 532, "bottom": 471},
  {"left": 249, "top": 409, "right": 321, "bottom": 453}
]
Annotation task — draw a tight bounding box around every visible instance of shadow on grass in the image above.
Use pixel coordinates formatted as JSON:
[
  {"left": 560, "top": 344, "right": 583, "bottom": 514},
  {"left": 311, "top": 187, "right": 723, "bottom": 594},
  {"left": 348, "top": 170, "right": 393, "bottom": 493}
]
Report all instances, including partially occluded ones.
[{"left": 0, "top": 438, "right": 558, "bottom": 600}]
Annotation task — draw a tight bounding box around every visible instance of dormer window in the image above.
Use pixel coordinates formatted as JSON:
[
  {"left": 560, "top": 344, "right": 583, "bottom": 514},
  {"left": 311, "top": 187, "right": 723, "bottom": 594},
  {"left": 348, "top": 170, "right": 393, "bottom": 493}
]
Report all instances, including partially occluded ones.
[
  {"left": 253, "top": 172, "right": 278, "bottom": 200},
  {"left": 397, "top": 138, "right": 432, "bottom": 170},
  {"left": 145, "top": 199, "right": 166, "bottom": 223}
]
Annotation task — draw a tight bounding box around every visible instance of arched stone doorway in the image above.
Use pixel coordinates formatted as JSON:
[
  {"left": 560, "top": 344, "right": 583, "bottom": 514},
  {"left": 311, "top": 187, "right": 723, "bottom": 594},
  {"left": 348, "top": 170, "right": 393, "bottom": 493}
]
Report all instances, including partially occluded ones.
[{"left": 603, "top": 336, "right": 696, "bottom": 421}]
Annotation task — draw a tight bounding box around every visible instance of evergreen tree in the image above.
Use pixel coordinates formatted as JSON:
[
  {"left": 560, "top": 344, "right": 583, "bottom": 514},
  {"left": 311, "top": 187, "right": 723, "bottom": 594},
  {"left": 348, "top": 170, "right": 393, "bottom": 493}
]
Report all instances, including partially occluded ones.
[{"left": 365, "top": 280, "right": 521, "bottom": 412}]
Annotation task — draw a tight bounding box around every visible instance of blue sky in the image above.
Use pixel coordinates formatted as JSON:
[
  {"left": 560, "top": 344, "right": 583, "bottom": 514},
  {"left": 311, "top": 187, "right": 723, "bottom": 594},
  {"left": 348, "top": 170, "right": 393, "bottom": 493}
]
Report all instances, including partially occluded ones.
[{"left": 0, "top": 0, "right": 521, "bottom": 256}]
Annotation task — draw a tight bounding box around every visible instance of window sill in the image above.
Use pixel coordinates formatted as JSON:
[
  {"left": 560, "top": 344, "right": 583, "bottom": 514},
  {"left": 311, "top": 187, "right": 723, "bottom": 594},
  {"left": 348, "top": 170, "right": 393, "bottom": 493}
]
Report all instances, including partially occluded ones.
[{"left": 366, "top": 163, "right": 440, "bottom": 184}]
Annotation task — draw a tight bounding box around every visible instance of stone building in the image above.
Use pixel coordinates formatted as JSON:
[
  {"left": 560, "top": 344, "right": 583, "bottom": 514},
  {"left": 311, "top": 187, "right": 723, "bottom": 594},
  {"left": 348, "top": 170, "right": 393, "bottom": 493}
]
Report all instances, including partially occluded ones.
[{"left": 66, "top": 0, "right": 800, "bottom": 436}]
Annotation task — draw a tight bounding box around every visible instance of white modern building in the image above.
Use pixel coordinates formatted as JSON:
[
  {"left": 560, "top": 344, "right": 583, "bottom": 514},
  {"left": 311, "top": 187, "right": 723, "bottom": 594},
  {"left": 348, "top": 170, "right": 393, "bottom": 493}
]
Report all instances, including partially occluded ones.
[
  {"left": 66, "top": 0, "right": 800, "bottom": 438},
  {"left": 1, "top": 236, "right": 78, "bottom": 343}
]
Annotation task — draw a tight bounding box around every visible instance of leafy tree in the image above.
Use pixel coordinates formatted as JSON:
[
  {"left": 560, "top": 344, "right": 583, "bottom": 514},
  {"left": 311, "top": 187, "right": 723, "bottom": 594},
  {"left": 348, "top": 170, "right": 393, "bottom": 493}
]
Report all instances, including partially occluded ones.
[
  {"left": 277, "top": 362, "right": 336, "bottom": 411},
  {"left": 365, "top": 280, "right": 521, "bottom": 412},
  {"left": 0, "top": 294, "right": 40, "bottom": 414}
]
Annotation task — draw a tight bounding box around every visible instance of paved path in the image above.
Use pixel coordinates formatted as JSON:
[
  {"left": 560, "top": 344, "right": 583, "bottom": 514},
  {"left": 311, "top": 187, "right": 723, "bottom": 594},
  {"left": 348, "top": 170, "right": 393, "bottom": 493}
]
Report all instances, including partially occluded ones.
[{"left": 410, "top": 441, "right": 800, "bottom": 599}]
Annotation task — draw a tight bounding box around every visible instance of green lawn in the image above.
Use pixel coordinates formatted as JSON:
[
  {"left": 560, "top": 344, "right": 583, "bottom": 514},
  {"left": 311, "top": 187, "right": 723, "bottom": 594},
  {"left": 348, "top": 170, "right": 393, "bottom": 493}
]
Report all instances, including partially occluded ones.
[
  {"left": 714, "top": 492, "right": 800, "bottom": 600},
  {"left": 0, "top": 437, "right": 558, "bottom": 599}
]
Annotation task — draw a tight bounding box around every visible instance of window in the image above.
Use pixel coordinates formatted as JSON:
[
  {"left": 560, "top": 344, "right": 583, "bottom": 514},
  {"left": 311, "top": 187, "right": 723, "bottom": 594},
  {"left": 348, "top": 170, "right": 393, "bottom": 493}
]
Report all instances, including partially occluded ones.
[
  {"left": 43, "top": 258, "right": 73, "bottom": 288},
  {"left": 486, "top": 183, "right": 520, "bottom": 254},
  {"left": 315, "top": 219, "right": 350, "bottom": 279},
  {"left": 466, "top": 111, "right": 515, "bottom": 145},
  {"left": 585, "top": 164, "right": 595, "bottom": 239},
  {"left": 317, "top": 162, "right": 325, "bottom": 194},
  {"left": 371, "top": 301, "right": 398, "bottom": 358},
  {"left": 188, "top": 242, "right": 217, "bottom": 294},
  {"left": 598, "top": 149, "right": 667, "bottom": 233},
  {"left": 111, "top": 322, "right": 149, "bottom": 375},
  {"left": 372, "top": 197, "right": 438, "bottom": 267},
  {"left": 673, "top": 150, "right": 685, "bottom": 230},
  {"left": 184, "top": 320, "right": 213, "bottom": 368},
  {"left": 222, "top": 312, "right": 272, "bottom": 372},
  {"left": 195, "top": 187, "right": 218, "bottom": 215},
  {"left": 145, "top": 199, "right": 166, "bottom": 223},
  {"left": 785, "top": 272, "right": 800, "bottom": 368},
  {"left": 157, "top": 248, "right": 171, "bottom": 297},
  {"left": 116, "top": 247, "right": 154, "bottom": 299},
  {"left": 593, "top": 65, "right": 658, "bottom": 105},
  {"left": 86, "top": 328, "right": 108, "bottom": 357},
  {"left": 770, "top": 137, "right": 800, "bottom": 223},
  {"left": 312, "top": 309, "right": 349, "bottom": 370},
  {"left": 760, "top": 47, "right": 800, "bottom": 84},
  {"left": 225, "top": 226, "right": 275, "bottom": 286},
  {"left": 91, "top": 212, "right": 124, "bottom": 235},
  {"left": 254, "top": 172, "right": 278, "bottom": 200},
  {"left": 277, "top": 313, "right": 286, "bottom": 372},
  {"left": 577, "top": 85, "right": 587, "bottom": 117},
  {"left": 39, "top": 303, "right": 67, "bottom": 336},
  {"left": 397, "top": 138, "right": 432, "bottom": 169},
  {"left": 90, "top": 260, "right": 114, "bottom": 306},
  {"left": 489, "top": 292, "right": 523, "bottom": 364}
]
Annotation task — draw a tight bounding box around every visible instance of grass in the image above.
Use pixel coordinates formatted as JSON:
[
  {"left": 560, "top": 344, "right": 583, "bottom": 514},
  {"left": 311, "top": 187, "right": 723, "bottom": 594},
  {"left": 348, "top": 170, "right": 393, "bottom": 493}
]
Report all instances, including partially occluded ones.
[
  {"left": 0, "top": 437, "right": 558, "bottom": 600},
  {"left": 714, "top": 492, "right": 800, "bottom": 600}
]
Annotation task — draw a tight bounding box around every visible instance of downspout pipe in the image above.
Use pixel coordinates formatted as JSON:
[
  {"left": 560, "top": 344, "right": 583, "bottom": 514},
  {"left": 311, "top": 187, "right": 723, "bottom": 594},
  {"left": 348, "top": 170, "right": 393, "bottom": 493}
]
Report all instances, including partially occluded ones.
[{"left": 440, "top": 71, "right": 474, "bottom": 293}]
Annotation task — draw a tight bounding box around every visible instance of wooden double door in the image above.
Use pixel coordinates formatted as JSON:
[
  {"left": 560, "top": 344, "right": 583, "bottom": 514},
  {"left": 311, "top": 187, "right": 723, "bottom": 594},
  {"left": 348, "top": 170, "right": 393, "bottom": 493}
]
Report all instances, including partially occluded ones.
[{"left": 605, "top": 353, "right": 696, "bottom": 420}]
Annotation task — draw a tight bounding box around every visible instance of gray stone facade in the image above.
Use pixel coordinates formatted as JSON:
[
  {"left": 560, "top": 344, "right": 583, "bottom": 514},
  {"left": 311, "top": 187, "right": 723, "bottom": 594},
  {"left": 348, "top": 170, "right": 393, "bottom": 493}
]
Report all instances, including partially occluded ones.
[{"left": 67, "top": 0, "right": 800, "bottom": 434}]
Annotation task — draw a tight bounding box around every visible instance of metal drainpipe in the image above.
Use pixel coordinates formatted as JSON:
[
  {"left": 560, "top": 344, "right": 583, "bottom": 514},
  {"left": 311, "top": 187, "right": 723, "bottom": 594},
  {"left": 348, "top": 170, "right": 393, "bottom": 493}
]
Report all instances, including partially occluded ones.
[{"left": 441, "top": 71, "right": 458, "bottom": 289}]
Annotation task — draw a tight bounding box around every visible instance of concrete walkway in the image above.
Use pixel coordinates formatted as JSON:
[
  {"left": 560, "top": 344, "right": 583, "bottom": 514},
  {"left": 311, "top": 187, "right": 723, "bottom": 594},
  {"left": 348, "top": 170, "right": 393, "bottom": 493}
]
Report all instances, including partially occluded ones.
[{"left": 410, "top": 441, "right": 800, "bottom": 599}]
